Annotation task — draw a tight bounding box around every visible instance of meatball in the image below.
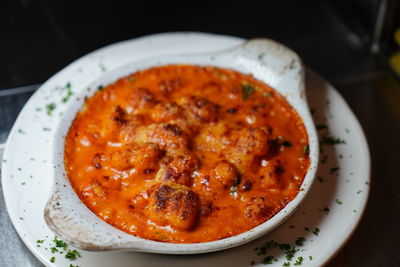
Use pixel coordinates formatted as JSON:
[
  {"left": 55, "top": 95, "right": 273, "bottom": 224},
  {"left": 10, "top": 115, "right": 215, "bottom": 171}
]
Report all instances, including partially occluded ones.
[
  {"left": 194, "top": 122, "right": 232, "bottom": 152},
  {"left": 245, "top": 196, "right": 273, "bottom": 219},
  {"left": 156, "top": 153, "right": 199, "bottom": 186},
  {"left": 109, "top": 143, "right": 162, "bottom": 172},
  {"left": 180, "top": 96, "right": 218, "bottom": 123},
  {"left": 125, "top": 123, "right": 189, "bottom": 152},
  {"left": 148, "top": 184, "right": 198, "bottom": 230},
  {"left": 212, "top": 160, "right": 240, "bottom": 186},
  {"left": 151, "top": 102, "right": 185, "bottom": 123},
  {"left": 226, "top": 127, "right": 269, "bottom": 172},
  {"left": 232, "top": 127, "right": 269, "bottom": 155},
  {"left": 159, "top": 78, "right": 183, "bottom": 95},
  {"left": 126, "top": 87, "right": 158, "bottom": 112}
]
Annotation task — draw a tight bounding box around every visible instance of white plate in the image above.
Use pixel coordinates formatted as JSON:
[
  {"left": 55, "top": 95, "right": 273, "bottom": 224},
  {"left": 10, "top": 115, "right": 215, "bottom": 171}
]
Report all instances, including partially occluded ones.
[{"left": 2, "top": 32, "right": 370, "bottom": 267}]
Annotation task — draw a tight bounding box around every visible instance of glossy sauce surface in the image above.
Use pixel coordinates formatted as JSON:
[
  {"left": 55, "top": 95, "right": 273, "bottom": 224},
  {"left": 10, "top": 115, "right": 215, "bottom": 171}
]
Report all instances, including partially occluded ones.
[{"left": 65, "top": 65, "right": 310, "bottom": 243}]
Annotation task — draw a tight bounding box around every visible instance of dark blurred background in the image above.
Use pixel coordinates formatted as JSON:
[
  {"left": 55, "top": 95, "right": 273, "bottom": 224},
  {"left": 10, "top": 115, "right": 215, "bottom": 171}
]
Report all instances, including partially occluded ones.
[{"left": 1, "top": 0, "right": 400, "bottom": 266}]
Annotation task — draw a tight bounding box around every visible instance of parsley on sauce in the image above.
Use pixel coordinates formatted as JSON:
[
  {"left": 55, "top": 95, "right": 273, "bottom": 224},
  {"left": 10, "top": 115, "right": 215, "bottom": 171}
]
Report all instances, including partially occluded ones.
[{"left": 242, "top": 84, "right": 255, "bottom": 100}]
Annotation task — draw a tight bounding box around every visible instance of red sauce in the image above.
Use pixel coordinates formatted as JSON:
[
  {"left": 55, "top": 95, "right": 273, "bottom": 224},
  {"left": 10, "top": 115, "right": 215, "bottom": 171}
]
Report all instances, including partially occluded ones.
[{"left": 65, "top": 65, "right": 310, "bottom": 243}]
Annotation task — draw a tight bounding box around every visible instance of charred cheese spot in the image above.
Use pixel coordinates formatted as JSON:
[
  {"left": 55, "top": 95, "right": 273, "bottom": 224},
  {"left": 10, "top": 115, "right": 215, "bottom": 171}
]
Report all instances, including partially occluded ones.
[{"left": 149, "top": 184, "right": 198, "bottom": 231}]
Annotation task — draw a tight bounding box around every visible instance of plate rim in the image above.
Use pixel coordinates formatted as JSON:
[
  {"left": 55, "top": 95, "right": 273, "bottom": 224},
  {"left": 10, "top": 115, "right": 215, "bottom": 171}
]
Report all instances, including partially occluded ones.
[{"left": 1, "top": 31, "right": 371, "bottom": 266}]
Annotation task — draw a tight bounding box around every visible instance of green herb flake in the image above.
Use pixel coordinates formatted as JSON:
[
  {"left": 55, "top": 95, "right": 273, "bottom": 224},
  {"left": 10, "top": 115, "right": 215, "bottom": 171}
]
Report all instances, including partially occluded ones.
[
  {"left": 283, "top": 262, "right": 291, "bottom": 267},
  {"left": 262, "top": 255, "right": 275, "bottom": 264},
  {"left": 323, "top": 207, "right": 330, "bottom": 214},
  {"left": 50, "top": 247, "right": 58, "bottom": 253},
  {"left": 53, "top": 237, "right": 68, "bottom": 250},
  {"left": 302, "top": 145, "right": 309, "bottom": 155},
  {"left": 312, "top": 228, "right": 320, "bottom": 236},
  {"left": 97, "top": 85, "right": 104, "bottom": 91},
  {"left": 21, "top": 182, "right": 26, "bottom": 185},
  {"left": 309, "top": 256, "right": 313, "bottom": 261},
  {"left": 62, "top": 84, "right": 74, "bottom": 103},
  {"left": 316, "top": 124, "right": 328, "bottom": 130},
  {"left": 242, "top": 84, "right": 255, "bottom": 100},
  {"left": 18, "top": 129, "right": 26, "bottom": 134},
  {"left": 357, "top": 190, "right": 362, "bottom": 194},
  {"left": 294, "top": 256, "right": 303, "bottom": 266},
  {"left": 17, "top": 168, "right": 22, "bottom": 171},
  {"left": 336, "top": 199, "right": 343, "bottom": 205},
  {"left": 43, "top": 127, "right": 51, "bottom": 131},
  {"left": 46, "top": 103, "right": 57, "bottom": 116},
  {"left": 258, "top": 52, "right": 266, "bottom": 60},
  {"left": 320, "top": 136, "right": 346, "bottom": 146},
  {"left": 50, "top": 256, "right": 55, "bottom": 263},
  {"left": 70, "top": 265, "right": 80, "bottom": 267},
  {"left": 304, "top": 227, "right": 310, "bottom": 231},
  {"left": 36, "top": 239, "right": 45, "bottom": 244},
  {"left": 65, "top": 249, "right": 81, "bottom": 260},
  {"left": 329, "top": 167, "right": 340, "bottom": 174},
  {"left": 295, "top": 237, "right": 305, "bottom": 246},
  {"left": 317, "top": 176, "right": 324, "bottom": 183}
]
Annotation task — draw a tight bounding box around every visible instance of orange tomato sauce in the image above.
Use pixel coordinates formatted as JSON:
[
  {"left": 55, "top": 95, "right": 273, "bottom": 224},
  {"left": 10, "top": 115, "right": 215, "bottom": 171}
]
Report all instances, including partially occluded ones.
[{"left": 65, "top": 65, "right": 310, "bottom": 243}]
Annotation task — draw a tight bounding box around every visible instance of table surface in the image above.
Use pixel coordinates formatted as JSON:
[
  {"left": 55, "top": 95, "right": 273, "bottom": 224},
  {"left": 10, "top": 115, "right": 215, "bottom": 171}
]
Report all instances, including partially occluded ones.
[{"left": 1, "top": 1, "right": 400, "bottom": 266}]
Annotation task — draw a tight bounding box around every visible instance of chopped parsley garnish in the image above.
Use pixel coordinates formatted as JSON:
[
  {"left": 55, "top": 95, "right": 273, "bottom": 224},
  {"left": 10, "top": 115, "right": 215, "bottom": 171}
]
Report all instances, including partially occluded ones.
[
  {"left": 262, "top": 255, "right": 275, "bottom": 264},
  {"left": 53, "top": 237, "right": 68, "bottom": 250},
  {"left": 65, "top": 249, "right": 81, "bottom": 260},
  {"left": 312, "top": 228, "right": 320, "bottom": 236},
  {"left": 304, "top": 227, "right": 310, "bottom": 231},
  {"left": 97, "top": 85, "right": 104, "bottom": 91},
  {"left": 302, "top": 145, "right": 309, "bottom": 155},
  {"left": 283, "top": 262, "right": 291, "bottom": 266},
  {"left": 36, "top": 239, "right": 45, "bottom": 244},
  {"left": 70, "top": 265, "right": 80, "bottom": 267},
  {"left": 336, "top": 199, "right": 343, "bottom": 205},
  {"left": 295, "top": 237, "right": 305, "bottom": 246},
  {"left": 46, "top": 103, "right": 56, "bottom": 116},
  {"left": 320, "top": 135, "right": 346, "bottom": 145},
  {"left": 62, "top": 83, "right": 74, "bottom": 103},
  {"left": 329, "top": 167, "right": 340, "bottom": 174},
  {"left": 43, "top": 127, "right": 51, "bottom": 131},
  {"left": 242, "top": 84, "right": 255, "bottom": 100},
  {"left": 309, "top": 256, "right": 313, "bottom": 260},
  {"left": 50, "top": 247, "right": 59, "bottom": 253},
  {"left": 357, "top": 190, "right": 362, "bottom": 194},
  {"left": 258, "top": 52, "right": 266, "bottom": 60},
  {"left": 323, "top": 207, "right": 330, "bottom": 214},
  {"left": 50, "top": 256, "right": 55, "bottom": 263},
  {"left": 294, "top": 256, "right": 303, "bottom": 265},
  {"left": 18, "top": 129, "right": 26, "bottom": 134}
]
